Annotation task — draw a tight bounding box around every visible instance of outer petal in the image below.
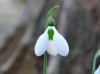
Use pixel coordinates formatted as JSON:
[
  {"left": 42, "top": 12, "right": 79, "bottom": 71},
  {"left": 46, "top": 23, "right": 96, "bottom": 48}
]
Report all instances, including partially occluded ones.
[
  {"left": 35, "top": 32, "right": 48, "bottom": 56},
  {"left": 47, "top": 41, "right": 58, "bottom": 56},
  {"left": 53, "top": 27, "right": 69, "bottom": 56},
  {"left": 94, "top": 65, "right": 100, "bottom": 74}
]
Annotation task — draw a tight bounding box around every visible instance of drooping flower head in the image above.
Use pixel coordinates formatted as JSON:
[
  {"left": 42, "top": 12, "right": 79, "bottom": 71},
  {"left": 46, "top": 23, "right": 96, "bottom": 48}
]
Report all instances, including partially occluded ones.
[{"left": 35, "top": 17, "right": 69, "bottom": 56}]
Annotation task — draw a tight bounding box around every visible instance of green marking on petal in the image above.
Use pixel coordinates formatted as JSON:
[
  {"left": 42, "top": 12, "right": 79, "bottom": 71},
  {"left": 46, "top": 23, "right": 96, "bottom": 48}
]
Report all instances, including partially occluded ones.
[{"left": 48, "top": 29, "right": 54, "bottom": 40}]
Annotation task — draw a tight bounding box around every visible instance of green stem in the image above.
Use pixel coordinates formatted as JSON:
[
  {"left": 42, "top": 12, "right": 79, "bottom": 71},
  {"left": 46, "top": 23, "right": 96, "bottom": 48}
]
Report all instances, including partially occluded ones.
[{"left": 43, "top": 52, "right": 47, "bottom": 74}]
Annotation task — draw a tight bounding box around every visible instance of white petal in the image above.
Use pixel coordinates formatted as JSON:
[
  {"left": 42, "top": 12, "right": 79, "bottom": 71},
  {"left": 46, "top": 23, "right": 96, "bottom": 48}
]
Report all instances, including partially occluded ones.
[
  {"left": 35, "top": 32, "right": 48, "bottom": 56},
  {"left": 47, "top": 41, "right": 58, "bottom": 56},
  {"left": 94, "top": 65, "right": 100, "bottom": 74},
  {"left": 53, "top": 27, "right": 69, "bottom": 56}
]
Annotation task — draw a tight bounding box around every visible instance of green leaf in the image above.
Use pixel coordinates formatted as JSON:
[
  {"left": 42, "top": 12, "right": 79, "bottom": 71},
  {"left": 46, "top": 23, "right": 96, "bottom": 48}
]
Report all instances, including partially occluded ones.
[{"left": 47, "top": 5, "right": 59, "bottom": 17}]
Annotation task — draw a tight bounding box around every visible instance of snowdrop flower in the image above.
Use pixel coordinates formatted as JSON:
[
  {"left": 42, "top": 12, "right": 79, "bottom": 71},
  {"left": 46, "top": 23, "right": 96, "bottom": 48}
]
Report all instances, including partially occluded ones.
[
  {"left": 94, "top": 65, "right": 100, "bottom": 74},
  {"left": 35, "top": 17, "right": 69, "bottom": 56}
]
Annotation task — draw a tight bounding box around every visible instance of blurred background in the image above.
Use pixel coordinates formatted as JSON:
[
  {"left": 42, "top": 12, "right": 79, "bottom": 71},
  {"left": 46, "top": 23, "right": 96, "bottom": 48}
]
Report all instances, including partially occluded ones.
[{"left": 0, "top": 0, "right": 100, "bottom": 74}]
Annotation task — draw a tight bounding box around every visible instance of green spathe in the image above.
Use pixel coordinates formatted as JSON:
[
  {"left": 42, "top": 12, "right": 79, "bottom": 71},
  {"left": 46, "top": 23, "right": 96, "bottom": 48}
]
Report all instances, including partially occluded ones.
[
  {"left": 47, "top": 5, "right": 59, "bottom": 17},
  {"left": 45, "top": 5, "right": 59, "bottom": 29}
]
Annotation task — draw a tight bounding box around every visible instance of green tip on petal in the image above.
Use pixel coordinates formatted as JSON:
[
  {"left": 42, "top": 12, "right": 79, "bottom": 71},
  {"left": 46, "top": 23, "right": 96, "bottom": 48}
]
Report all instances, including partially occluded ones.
[
  {"left": 47, "top": 17, "right": 55, "bottom": 26},
  {"left": 47, "top": 5, "right": 59, "bottom": 17},
  {"left": 48, "top": 29, "right": 54, "bottom": 40}
]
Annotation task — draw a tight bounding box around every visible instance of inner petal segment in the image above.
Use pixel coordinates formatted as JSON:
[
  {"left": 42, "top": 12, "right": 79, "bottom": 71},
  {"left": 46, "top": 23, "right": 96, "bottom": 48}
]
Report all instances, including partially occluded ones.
[{"left": 47, "top": 41, "right": 58, "bottom": 56}]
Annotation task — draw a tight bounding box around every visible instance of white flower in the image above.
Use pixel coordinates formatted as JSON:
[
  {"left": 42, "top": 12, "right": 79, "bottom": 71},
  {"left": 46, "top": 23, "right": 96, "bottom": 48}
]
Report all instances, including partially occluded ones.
[
  {"left": 35, "top": 26, "right": 69, "bottom": 56},
  {"left": 94, "top": 65, "right": 100, "bottom": 74}
]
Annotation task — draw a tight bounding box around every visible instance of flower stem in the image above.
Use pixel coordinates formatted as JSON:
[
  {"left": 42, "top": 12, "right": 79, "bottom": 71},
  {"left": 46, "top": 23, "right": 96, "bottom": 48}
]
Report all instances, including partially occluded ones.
[
  {"left": 43, "top": 52, "right": 47, "bottom": 74},
  {"left": 43, "top": 5, "right": 59, "bottom": 74}
]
